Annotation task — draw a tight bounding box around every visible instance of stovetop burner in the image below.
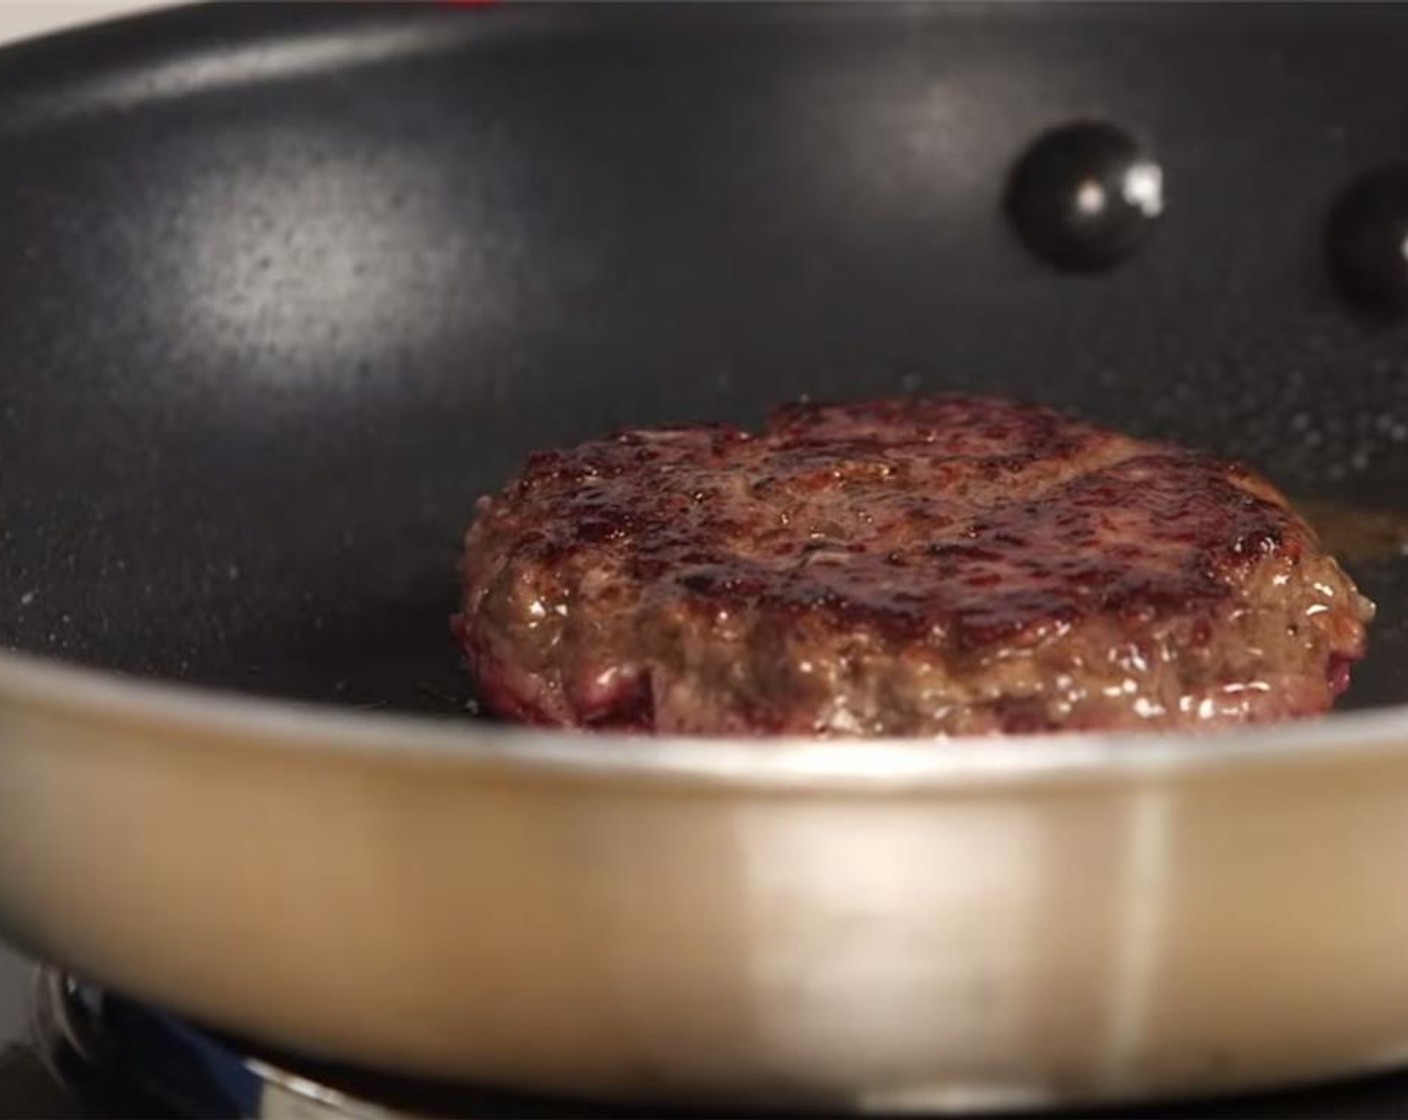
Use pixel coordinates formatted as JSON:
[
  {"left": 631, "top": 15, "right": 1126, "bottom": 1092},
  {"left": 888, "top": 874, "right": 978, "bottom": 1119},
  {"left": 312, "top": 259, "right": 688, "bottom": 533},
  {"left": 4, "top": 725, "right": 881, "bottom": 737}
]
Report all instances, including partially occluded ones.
[
  {"left": 30, "top": 965, "right": 1408, "bottom": 1120},
  {"left": 31, "top": 969, "right": 649, "bottom": 1120}
]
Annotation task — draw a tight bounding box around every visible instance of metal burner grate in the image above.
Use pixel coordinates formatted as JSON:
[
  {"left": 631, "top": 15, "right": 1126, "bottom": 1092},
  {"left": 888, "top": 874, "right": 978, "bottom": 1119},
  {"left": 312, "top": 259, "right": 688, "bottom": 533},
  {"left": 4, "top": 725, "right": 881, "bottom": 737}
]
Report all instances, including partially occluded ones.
[{"left": 29, "top": 969, "right": 629, "bottom": 1120}]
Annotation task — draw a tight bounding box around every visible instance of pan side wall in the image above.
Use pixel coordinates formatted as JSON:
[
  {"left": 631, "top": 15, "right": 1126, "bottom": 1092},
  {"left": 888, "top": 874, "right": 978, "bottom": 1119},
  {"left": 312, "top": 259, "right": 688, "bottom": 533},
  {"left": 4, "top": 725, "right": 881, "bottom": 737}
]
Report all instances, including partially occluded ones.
[{"left": 0, "top": 699, "right": 1406, "bottom": 1108}]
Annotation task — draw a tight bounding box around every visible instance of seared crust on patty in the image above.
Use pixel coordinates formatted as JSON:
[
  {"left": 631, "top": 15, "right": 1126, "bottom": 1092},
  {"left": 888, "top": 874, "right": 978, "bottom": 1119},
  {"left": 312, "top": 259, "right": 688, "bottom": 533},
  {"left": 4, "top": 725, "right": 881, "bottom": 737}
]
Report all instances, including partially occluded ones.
[{"left": 454, "top": 396, "right": 1374, "bottom": 736}]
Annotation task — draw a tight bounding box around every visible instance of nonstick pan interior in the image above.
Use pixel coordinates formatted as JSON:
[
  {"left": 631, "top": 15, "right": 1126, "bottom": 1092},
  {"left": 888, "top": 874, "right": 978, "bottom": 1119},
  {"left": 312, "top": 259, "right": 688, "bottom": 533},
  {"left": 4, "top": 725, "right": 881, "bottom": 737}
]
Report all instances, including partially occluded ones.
[{"left": 4, "top": 2, "right": 1408, "bottom": 720}]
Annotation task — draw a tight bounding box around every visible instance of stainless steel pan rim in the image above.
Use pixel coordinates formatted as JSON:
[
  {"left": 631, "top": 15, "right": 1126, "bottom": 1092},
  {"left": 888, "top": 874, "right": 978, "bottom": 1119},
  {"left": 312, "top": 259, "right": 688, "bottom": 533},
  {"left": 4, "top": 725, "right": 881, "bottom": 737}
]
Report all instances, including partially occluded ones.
[{"left": 3, "top": 645, "right": 1406, "bottom": 790}]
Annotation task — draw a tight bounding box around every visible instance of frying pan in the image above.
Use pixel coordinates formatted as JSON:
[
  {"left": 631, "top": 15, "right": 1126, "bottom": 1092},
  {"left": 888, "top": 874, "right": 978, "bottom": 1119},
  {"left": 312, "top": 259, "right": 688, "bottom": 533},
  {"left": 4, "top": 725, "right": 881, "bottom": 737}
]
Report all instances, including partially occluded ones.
[{"left": 5, "top": 0, "right": 1408, "bottom": 1112}]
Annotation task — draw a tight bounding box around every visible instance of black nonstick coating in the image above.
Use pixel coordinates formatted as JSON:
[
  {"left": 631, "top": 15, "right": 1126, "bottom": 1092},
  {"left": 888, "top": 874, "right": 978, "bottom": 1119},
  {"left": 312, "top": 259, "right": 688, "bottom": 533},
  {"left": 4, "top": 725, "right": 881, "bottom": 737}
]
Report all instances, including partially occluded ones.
[{"left": 4, "top": 1, "right": 1408, "bottom": 719}]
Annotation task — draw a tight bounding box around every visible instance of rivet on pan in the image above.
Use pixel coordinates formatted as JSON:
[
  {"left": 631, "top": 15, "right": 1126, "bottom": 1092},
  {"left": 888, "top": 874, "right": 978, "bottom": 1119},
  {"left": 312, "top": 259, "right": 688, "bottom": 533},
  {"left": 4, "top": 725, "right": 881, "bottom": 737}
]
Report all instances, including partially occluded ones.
[
  {"left": 1005, "top": 121, "right": 1164, "bottom": 273},
  {"left": 1326, "top": 163, "right": 1408, "bottom": 319}
]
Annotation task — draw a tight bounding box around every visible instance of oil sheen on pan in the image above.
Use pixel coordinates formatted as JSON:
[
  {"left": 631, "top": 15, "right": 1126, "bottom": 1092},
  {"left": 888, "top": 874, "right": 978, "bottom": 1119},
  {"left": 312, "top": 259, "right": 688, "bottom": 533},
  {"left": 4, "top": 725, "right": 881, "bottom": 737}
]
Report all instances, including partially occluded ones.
[{"left": 453, "top": 395, "right": 1374, "bottom": 737}]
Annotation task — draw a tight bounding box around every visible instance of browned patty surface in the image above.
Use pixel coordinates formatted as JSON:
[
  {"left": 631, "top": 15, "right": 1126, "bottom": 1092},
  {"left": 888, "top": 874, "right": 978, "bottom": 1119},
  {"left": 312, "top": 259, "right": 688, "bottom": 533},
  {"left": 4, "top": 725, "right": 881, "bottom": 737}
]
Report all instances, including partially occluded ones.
[{"left": 454, "top": 396, "right": 1374, "bottom": 736}]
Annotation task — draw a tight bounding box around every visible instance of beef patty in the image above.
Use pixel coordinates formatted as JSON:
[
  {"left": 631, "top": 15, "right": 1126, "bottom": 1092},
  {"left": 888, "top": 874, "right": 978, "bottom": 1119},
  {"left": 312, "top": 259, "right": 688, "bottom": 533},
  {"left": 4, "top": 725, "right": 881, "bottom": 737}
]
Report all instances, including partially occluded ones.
[{"left": 453, "top": 396, "right": 1375, "bottom": 736}]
